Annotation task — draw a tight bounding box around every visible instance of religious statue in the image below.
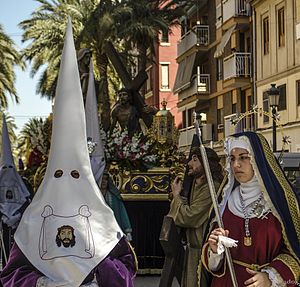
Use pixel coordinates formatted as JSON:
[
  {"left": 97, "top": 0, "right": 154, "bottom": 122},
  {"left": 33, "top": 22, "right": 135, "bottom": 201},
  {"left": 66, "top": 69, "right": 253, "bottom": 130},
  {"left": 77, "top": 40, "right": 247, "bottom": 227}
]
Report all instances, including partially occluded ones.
[{"left": 110, "top": 88, "right": 141, "bottom": 137}]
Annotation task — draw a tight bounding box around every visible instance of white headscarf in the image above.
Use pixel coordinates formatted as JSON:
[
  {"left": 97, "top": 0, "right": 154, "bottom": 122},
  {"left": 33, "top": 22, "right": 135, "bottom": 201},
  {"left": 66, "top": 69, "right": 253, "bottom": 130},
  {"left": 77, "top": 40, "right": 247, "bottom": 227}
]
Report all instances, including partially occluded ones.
[
  {"left": 220, "top": 135, "right": 265, "bottom": 217},
  {"left": 0, "top": 115, "right": 30, "bottom": 228},
  {"left": 15, "top": 18, "right": 122, "bottom": 287}
]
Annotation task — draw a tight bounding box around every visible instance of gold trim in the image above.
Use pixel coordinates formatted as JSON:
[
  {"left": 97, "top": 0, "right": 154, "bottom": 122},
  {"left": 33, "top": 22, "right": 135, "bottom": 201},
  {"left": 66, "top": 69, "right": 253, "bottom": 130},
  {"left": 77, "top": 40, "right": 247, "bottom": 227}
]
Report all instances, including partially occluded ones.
[
  {"left": 274, "top": 253, "right": 300, "bottom": 282},
  {"left": 130, "top": 167, "right": 170, "bottom": 174},
  {"left": 257, "top": 133, "right": 300, "bottom": 264},
  {"left": 233, "top": 259, "right": 269, "bottom": 271},
  {"left": 128, "top": 241, "right": 139, "bottom": 272},
  {"left": 121, "top": 194, "right": 169, "bottom": 201},
  {"left": 200, "top": 243, "right": 226, "bottom": 278},
  {"left": 137, "top": 268, "right": 162, "bottom": 275}
]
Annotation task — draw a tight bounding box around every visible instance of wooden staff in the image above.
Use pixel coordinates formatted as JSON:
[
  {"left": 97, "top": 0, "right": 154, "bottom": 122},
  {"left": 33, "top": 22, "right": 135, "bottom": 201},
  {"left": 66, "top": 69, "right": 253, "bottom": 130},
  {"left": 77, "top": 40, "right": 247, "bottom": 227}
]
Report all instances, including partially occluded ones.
[{"left": 194, "top": 112, "right": 238, "bottom": 287}]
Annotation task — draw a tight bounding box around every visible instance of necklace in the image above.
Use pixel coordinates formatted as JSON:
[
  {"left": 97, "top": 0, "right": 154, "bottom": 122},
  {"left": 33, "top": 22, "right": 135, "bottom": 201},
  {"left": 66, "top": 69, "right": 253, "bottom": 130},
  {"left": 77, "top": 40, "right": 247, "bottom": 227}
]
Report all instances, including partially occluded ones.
[{"left": 239, "top": 189, "right": 263, "bottom": 247}]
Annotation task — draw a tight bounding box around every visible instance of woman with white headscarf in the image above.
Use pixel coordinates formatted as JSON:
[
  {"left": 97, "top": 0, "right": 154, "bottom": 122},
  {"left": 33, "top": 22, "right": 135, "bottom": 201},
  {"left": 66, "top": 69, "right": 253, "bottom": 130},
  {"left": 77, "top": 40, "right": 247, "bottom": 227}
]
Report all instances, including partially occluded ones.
[{"left": 200, "top": 132, "right": 299, "bottom": 286}]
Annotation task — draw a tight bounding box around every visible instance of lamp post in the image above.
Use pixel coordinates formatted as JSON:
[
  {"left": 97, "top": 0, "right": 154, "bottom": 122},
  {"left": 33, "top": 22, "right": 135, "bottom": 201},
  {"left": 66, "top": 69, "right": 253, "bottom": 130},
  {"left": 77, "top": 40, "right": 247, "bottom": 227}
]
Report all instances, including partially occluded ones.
[{"left": 267, "top": 84, "right": 280, "bottom": 152}]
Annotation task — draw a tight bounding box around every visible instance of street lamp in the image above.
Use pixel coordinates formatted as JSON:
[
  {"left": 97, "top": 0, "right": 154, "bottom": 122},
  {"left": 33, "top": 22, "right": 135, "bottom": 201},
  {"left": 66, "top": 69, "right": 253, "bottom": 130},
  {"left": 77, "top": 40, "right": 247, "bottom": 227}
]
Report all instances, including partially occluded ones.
[{"left": 267, "top": 84, "right": 280, "bottom": 152}]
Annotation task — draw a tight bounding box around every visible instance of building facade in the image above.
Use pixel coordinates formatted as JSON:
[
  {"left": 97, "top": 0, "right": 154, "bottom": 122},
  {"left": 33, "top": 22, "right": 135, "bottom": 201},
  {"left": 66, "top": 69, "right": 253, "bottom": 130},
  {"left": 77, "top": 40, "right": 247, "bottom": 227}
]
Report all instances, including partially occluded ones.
[
  {"left": 174, "top": 0, "right": 300, "bottom": 153},
  {"left": 142, "top": 24, "right": 182, "bottom": 127},
  {"left": 250, "top": 0, "right": 300, "bottom": 152},
  {"left": 174, "top": 0, "right": 253, "bottom": 154}
]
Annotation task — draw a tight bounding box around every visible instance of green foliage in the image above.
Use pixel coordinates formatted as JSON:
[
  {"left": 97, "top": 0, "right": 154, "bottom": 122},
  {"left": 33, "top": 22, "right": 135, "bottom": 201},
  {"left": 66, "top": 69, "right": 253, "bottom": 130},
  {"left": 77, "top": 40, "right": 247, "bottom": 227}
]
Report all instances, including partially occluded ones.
[
  {"left": 17, "top": 116, "right": 52, "bottom": 162},
  {"left": 18, "top": 0, "right": 186, "bottom": 101},
  {"left": 0, "top": 24, "right": 25, "bottom": 108}
]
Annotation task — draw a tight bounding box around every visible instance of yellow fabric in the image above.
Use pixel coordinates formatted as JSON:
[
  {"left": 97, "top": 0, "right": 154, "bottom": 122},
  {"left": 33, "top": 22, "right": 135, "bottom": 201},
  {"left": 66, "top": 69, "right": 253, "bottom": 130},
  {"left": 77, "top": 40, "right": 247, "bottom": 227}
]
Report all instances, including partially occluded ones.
[{"left": 232, "top": 259, "right": 269, "bottom": 271}]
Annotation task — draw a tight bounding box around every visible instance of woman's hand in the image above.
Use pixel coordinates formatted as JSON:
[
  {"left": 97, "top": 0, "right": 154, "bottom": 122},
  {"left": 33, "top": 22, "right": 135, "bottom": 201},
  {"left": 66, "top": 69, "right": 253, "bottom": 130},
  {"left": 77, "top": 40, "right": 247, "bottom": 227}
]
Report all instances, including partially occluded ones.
[
  {"left": 244, "top": 268, "right": 271, "bottom": 286},
  {"left": 208, "top": 227, "right": 229, "bottom": 253},
  {"left": 171, "top": 176, "right": 182, "bottom": 197}
]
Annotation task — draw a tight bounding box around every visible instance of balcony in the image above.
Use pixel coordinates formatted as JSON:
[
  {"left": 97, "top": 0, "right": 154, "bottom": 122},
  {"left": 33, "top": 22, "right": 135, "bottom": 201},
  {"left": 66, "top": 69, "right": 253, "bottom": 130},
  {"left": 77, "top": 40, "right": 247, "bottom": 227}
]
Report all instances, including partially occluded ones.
[
  {"left": 223, "top": 52, "right": 251, "bottom": 88},
  {"left": 222, "top": 0, "right": 250, "bottom": 30},
  {"left": 178, "top": 73, "right": 210, "bottom": 101},
  {"left": 178, "top": 124, "right": 213, "bottom": 150},
  {"left": 197, "top": 74, "right": 210, "bottom": 94},
  {"left": 178, "top": 126, "right": 195, "bottom": 149},
  {"left": 177, "top": 25, "right": 209, "bottom": 58}
]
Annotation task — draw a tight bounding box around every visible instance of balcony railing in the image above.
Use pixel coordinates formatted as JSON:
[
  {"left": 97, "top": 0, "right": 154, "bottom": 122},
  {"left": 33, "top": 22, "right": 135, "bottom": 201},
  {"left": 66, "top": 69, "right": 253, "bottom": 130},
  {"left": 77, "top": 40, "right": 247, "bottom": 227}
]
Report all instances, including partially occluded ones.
[
  {"left": 178, "top": 126, "right": 195, "bottom": 148},
  {"left": 196, "top": 73, "right": 210, "bottom": 93},
  {"left": 223, "top": 52, "right": 251, "bottom": 80},
  {"left": 178, "top": 73, "right": 210, "bottom": 100},
  {"left": 223, "top": 0, "right": 250, "bottom": 23},
  {"left": 179, "top": 124, "right": 213, "bottom": 148},
  {"left": 178, "top": 25, "right": 209, "bottom": 57}
]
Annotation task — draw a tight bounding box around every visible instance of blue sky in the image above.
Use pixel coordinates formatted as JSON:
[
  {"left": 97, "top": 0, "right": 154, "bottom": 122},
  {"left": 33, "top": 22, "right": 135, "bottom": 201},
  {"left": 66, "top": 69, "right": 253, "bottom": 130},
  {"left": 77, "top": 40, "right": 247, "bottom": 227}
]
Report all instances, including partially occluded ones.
[{"left": 0, "top": 0, "right": 52, "bottom": 134}]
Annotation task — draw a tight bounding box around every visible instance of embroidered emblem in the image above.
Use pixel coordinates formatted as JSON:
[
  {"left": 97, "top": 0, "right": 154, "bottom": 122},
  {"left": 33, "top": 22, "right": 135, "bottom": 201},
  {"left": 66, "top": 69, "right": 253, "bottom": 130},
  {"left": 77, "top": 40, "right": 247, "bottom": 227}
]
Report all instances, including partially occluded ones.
[
  {"left": 39, "top": 205, "right": 95, "bottom": 260},
  {"left": 56, "top": 225, "right": 76, "bottom": 248},
  {"left": 5, "top": 189, "right": 14, "bottom": 200},
  {"left": 0, "top": 186, "right": 20, "bottom": 203}
]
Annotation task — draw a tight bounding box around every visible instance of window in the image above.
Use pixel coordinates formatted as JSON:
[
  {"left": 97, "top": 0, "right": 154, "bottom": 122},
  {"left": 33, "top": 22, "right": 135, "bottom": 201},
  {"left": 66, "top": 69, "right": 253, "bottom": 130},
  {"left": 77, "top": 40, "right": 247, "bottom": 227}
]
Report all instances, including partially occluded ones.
[
  {"left": 297, "top": 80, "right": 300, "bottom": 106},
  {"left": 263, "top": 17, "right": 269, "bottom": 54},
  {"left": 161, "top": 29, "right": 169, "bottom": 43},
  {"left": 278, "top": 84, "right": 286, "bottom": 111},
  {"left": 187, "top": 108, "right": 195, "bottom": 127},
  {"left": 216, "top": 4, "right": 222, "bottom": 28},
  {"left": 161, "top": 64, "right": 169, "bottom": 90},
  {"left": 217, "top": 108, "right": 224, "bottom": 128},
  {"left": 232, "top": 103, "right": 237, "bottom": 114},
  {"left": 216, "top": 58, "right": 223, "bottom": 81},
  {"left": 146, "top": 66, "right": 153, "bottom": 93},
  {"left": 182, "top": 110, "right": 187, "bottom": 128},
  {"left": 263, "top": 91, "right": 269, "bottom": 123},
  {"left": 278, "top": 7, "right": 285, "bottom": 47}
]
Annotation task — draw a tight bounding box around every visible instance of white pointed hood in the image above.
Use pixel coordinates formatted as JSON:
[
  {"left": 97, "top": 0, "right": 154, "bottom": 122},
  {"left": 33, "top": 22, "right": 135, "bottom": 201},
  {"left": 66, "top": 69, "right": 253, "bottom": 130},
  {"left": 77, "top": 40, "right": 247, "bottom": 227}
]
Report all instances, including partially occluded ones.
[
  {"left": 0, "top": 115, "right": 15, "bottom": 167},
  {"left": 0, "top": 115, "right": 30, "bottom": 228},
  {"left": 15, "top": 18, "right": 122, "bottom": 287},
  {"left": 85, "top": 59, "right": 106, "bottom": 183}
]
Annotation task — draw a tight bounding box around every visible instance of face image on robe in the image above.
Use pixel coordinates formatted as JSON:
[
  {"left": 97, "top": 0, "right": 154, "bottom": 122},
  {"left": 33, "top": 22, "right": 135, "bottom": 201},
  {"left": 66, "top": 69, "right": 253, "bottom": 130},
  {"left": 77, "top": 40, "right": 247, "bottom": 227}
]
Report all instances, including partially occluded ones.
[{"left": 14, "top": 18, "right": 123, "bottom": 287}]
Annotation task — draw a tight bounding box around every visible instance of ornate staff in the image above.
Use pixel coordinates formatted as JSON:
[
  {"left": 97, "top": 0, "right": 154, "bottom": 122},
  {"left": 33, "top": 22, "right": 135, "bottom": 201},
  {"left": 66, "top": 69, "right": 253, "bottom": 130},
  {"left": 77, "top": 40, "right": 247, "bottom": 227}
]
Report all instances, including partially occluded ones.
[
  {"left": 193, "top": 112, "right": 238, "bottom": 287},
  {"left": 0, "top": 222, "right": 8, "bottom": 267}
]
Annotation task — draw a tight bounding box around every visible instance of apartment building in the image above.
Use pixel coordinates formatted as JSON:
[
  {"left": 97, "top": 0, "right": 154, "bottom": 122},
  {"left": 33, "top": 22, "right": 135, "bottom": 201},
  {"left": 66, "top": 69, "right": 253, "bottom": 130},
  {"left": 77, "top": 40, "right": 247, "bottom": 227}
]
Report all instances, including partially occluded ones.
[
  {"left": 249, "top": 0, "right": 300, "bottom": 152},
  {"left": 174, "top": 0, "right": 253, "bottom": 153},
  {"left": 142, "top": 23, "right": 182, "bottom": 127}
]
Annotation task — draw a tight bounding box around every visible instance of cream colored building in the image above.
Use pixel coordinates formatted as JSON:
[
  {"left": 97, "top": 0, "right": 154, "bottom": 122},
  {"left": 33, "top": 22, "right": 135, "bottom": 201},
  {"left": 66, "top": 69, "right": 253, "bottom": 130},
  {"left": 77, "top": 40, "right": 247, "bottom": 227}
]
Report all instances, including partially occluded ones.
[
  {"left": 249, "top": 0, "right": 300, "bottom": 152},
  {"left": 174, "top": 0, "right": 253, "bottom": 154}
]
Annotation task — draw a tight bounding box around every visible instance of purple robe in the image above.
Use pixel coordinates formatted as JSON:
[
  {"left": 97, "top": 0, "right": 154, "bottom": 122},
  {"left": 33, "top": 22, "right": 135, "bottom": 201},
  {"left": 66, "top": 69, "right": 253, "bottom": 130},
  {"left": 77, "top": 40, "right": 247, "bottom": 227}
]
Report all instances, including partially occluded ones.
[{"left": 0, "top": 237, "right": 136, "bottom": 287}]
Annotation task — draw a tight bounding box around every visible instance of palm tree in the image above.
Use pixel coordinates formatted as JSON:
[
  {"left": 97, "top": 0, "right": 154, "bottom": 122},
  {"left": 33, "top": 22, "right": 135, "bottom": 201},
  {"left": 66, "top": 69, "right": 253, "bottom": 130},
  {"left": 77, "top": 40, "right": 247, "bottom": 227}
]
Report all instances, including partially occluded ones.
[
  {"left": 0, "top": 24, "right": 25, "bottom": 108},
  {"left": 19, "top": 0, "right": 186, "bottom": 128},
  {"left": 115, "top": 0, "right": 184, "bottom": 73},
  {"left": 77, "top": 0, "right": 128, "bottom": 131},
  {"left": 17, "top": 116, "right": 52, "bottom": 188},
  {"left": 18, "top": 117, "right": 51, "bottom": 160},
  {"left": 19, "top": 0, "right": 89, "bottom": 100},
  {"left": 19, "top": 0, "right": 124, "bottom": 130}
]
